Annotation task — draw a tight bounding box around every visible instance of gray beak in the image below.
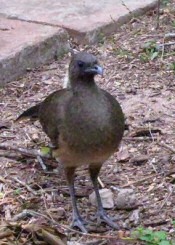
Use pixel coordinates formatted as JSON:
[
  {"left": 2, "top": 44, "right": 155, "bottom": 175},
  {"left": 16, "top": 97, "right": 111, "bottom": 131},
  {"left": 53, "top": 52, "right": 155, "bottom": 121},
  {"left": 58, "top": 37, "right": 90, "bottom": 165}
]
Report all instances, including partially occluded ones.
[{"left": 85, "top": 65, "right": 103, "bottom": 76}]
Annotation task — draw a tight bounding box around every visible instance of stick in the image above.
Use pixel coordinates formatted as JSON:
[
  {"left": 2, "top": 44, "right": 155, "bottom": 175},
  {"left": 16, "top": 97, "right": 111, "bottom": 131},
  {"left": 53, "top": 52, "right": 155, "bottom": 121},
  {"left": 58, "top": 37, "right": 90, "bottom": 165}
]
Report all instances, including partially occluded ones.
[
  {"left": 11, "top": 209, "right": 133, "bottom": 242},
  {"left": 157, "top": 142, "right": 175, "bottom": 154},
  {"left": 159, "top": 185, "right": 173, "bottom": 210},
  {"left": 159, "top": 41, "right": 175, "bottom": 48},
  {"left": 121, "top": 174, "right": 158, "bottom": 187},
  {"left": 121, "top": 0, "right": 132, "bottom": 14},
  {"left": 156, "top": 0, "right": 160, "bottom": 29},
  {"left": 11, "top": 177, "right": 38, "bottom": 196},
  {"left": 0, "top": 143, "right": 51, "bottom": 159},
  {"left": 37, "top": 155, "right": 47, "bottom": 171},
  {"left": 97, "top": 177, "right": 105, "bottom": 188},
  {"left": 164, "top": 33, "right": 175, "bottom": 38},
  {"left": 122, "top": 169, "right": 175, "bottom": 188}
]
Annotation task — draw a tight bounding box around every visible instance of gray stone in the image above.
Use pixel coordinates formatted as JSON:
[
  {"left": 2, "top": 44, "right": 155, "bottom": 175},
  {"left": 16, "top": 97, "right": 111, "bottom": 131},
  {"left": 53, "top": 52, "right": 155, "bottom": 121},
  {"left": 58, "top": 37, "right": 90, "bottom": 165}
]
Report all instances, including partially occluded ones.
[
  {"left": 89, "top": 188, "right": 114, "bottom": 209},
  {"left": 0, "top": 17, "right": 69, "bottom": 85},
  {"left": 0, "top": 0, "right": 158, "bottom": 44},
  {"left": 115, "top": 188, "right": 137, "bottom": 209},
  {"left": 0, "top": 0, "right": 157, "bottom": 84}
]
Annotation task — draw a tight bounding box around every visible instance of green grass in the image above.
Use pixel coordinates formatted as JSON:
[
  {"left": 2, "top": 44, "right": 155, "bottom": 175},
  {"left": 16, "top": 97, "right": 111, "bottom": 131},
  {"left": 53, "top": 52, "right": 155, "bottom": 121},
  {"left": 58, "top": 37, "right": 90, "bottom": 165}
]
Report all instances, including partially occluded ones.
[
  {"left": 140, "top": 41, "right": 159, "bottom": 62},
  {"left": 131, "top": 226, "right": 175, "bottom": 245}
]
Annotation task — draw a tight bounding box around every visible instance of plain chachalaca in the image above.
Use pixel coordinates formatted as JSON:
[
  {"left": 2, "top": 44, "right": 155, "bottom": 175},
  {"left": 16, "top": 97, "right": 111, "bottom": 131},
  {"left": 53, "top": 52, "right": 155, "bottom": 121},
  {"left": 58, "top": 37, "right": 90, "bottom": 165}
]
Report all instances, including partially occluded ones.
[{"left": 16, "top": 51, "right": 125, "bottom": 232}]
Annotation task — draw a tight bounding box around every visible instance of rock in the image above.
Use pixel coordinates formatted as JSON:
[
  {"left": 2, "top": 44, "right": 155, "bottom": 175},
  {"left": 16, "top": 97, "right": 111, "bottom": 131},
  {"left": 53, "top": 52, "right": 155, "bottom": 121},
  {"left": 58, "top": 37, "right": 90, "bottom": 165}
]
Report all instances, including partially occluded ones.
[
  {"left": 117, "top": 145, "right": 130, "bottom": 162},
  {"left": 31, "top": 133, "right": 39, "bottom": 142},
  {"left": 129, "top": 209, "right": 140, "bottom": 225},
  {"left": 57, "top": 207, "right": 66, "bottom": 217},
  {"left": 89, "top": 188, "right": 114, "bottom": 209},
  {"left": 114, "top": 188, "right": 137, "bottom": 210},
  {"left": 129, "top": 155, "right": 148, "bottom": 166}
]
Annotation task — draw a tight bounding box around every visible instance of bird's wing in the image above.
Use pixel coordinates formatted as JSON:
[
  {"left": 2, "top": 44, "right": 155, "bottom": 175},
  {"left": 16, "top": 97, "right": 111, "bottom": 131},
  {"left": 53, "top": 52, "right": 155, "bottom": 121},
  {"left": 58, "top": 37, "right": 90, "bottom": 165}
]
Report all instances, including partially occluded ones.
[
  {"left": 16, "top": 103, "right": 41, "bottom": 122},
  {"left": 39, "top": 89, "right": 72, "bottom": 147}
]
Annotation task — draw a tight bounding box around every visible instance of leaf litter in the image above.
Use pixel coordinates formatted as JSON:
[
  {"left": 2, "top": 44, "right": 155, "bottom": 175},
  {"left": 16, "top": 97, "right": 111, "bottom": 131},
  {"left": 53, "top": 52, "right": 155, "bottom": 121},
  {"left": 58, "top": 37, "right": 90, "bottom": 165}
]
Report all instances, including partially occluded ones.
[{"left": 0, "top": 1, "right": 175, "bottom": 244}]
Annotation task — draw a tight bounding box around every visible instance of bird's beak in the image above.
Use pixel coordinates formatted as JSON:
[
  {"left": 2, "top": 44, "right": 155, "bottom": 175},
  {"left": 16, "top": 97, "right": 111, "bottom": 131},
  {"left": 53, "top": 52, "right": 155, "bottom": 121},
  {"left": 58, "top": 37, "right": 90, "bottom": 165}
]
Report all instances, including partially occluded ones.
[{"left": 85, "top": 65, "right": 103, "bottom": 76}]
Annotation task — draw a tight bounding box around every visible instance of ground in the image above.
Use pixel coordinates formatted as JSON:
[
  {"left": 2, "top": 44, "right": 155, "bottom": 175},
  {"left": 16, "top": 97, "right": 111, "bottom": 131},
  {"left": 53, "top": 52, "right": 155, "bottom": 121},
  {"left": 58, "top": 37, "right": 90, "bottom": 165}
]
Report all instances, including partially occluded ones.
[{"left": 0, "top": 1, "right": 175, "bottom": 244}]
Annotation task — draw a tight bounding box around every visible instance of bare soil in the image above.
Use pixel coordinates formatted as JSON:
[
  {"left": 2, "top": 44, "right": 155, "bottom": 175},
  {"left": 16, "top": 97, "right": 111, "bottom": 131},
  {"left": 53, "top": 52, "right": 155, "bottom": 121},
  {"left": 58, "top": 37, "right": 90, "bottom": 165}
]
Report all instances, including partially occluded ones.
[{"left": 0, "top": 1, "right": 175, "bottom": 244}]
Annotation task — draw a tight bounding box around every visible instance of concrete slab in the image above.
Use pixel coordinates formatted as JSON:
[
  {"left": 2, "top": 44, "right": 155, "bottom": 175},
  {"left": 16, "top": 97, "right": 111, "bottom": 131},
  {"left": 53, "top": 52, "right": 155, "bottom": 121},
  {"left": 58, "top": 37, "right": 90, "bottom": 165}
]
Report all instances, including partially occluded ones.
[
  {"left": 0, "top": 0, "right": 157, "bottom": 43},
  {"left": 0, "top": 0, "right": 157, "bottom": 84},
  {"left": 0, "top": 17, "right": 68, "bottom": 85}
]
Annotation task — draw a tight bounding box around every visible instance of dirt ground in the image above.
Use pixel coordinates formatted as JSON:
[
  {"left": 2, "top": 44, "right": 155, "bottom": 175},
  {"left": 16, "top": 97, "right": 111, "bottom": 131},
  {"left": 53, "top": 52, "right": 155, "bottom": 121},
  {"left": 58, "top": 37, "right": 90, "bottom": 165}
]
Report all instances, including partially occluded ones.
[{"left": 0, "top": 1, "right": 175, "bottom": 244}]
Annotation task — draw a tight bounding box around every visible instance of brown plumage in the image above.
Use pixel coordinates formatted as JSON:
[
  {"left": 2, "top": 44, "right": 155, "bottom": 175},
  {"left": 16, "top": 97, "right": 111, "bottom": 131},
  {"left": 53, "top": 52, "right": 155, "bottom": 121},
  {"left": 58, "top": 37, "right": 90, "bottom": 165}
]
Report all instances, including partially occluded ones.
[{"left": 16, "top": 51, "right": 125, "bottom": 232}]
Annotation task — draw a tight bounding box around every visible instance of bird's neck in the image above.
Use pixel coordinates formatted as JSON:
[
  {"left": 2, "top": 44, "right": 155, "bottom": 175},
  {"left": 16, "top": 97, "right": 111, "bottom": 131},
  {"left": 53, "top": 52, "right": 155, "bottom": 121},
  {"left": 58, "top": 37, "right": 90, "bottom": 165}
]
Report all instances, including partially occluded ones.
[{"left": 70, "top": 76, "right": 97, "bottom": 92}]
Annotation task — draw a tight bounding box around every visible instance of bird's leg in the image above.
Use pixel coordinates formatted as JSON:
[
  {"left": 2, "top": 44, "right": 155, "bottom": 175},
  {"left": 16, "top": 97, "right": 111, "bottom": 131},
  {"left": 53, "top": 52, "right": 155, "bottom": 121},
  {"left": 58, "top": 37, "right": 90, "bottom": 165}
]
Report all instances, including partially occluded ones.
[
  {"left": 65, "top": 167, "right": 87, "bottom": 233},
  {"left": 89, "top": 165, "right": 119, "bottom": 229}
]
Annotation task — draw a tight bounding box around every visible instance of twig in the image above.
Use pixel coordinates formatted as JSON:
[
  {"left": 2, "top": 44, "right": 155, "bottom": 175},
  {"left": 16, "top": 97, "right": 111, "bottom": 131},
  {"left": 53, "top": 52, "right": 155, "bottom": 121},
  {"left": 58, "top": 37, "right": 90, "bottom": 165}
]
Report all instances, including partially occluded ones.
[
  {"left": 122, "top": 169, "right": 175, "bottom": 188},
  {"left": 0, "top": 152, "right": 21, "bottom": 161},
  {"left": 0, "top": 28, "right": 10, "bottom": 31},
  {"left": 165, "top": 169, "right": 175, "bottom": 177},
  {"left": 159, "top": 184, "right": 174, "bottom": 210},
  {"left": 159, "top": 41, "right": 175, "bottom": 60},
  {"left": 157, "top": 142, "right": 175, "bottom": 154},
  {"left": 121, "top": 0, "right": 132, "bottom": 14},
  {"left": 156, "top": 0, "right": 160, "bottom": 29},
  {"left": 121, "top": 174, "right": 158, "bottom": 187},
  {"left": 12, "top": 210, "right": 32, "bottom": 221},
  {"left": 161, "top": 51, "right": 175, "bottom": 57},
  {"left": 37, "top": 155, "right": 47, "bottom": 171},
  {"left": 159, "top": 41, "right": 175, "bottom": 48},
  {"left": 37, "top": 183, "right": 55, "bottom": 222},
  {"left": 148, "top": 159, "right": 157, "bottom": 174},
  {"left": 110, "top": 14, "right": 116, "bottom": 24},
  {"left": 0, "top": 230, "right": 14, "bottom": 239},
  {"left": 11, "top": 177, "right": 38, "bottom": 196},
  {"left": 161, "top": 35, "right": 165, "bottom": 60},
  {"left": 11, "top": 209, "right": 132, "bottom": 242},
  {"left": 0, "top": 143, "right": 48, "bottom": 158},
  {"left": 164, "top": 33, "right": 175, "bottom": 38},
  {"left": 97, "top": 177, "right": 105, "bottom": 188},
  {"left": 124, "top": 136, "right": 153, "bottom": 141},
  {"left": 144, "top": 220, "right": 168, "bottom": 227},
  {"left": 148, "top": 123, "right": 155, "bottom": 142}
]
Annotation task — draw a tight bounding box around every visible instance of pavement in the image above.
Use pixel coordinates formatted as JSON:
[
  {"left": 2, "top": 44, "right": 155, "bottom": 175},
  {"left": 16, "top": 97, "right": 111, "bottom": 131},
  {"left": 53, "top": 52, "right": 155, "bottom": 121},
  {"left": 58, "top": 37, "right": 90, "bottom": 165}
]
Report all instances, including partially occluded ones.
[{"left": 0, "top": 0, "right": 157, "bottom": 85}]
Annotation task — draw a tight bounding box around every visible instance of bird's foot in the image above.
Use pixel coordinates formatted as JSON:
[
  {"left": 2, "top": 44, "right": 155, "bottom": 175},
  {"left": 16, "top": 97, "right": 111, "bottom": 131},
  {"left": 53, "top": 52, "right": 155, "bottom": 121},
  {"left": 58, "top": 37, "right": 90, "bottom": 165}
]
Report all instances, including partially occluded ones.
[
  {"left": 96, "top": 210, "right": 119, "bottom": 229},
  {"left": 70, "top": 217, "right": 88, "bottom": 233}
]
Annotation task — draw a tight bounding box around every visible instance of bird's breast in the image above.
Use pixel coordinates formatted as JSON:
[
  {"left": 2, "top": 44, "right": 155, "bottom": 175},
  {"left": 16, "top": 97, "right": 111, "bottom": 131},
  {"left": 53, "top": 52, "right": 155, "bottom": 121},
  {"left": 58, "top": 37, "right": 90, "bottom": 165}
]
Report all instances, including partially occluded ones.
[{"left": 62, "top": 92, "right": 123, "bottom": 154}]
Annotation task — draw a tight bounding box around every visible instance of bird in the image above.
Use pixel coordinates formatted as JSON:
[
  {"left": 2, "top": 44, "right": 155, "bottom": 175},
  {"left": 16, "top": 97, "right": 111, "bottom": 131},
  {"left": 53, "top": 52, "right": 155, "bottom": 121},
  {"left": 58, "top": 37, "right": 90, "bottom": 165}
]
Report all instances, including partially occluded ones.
[{"left": 16, "top": 51, "right": 125, "bottom": 232}]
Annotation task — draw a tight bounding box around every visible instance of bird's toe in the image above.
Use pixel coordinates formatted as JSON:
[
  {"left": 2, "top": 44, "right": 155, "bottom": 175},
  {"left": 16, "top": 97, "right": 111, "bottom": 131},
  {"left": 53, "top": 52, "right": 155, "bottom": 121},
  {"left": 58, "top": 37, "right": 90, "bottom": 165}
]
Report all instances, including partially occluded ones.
[
  {"left": 97, "top": 212, "right": 119, "bottom": 229},
  {"left": 70, "top": 218, "right": 88, "bottom": 233}
]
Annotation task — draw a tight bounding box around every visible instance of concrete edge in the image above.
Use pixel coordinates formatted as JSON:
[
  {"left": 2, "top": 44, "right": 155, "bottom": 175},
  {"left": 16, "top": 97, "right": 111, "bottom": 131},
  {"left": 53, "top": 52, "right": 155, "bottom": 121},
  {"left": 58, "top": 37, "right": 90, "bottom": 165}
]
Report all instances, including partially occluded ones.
[
  {"left": 0, "top": 0, "right": 157, "bottom": 85},
  {"left": 66, "top": 0, "right": 158, "bottom": 44},
  {"left": 0, "top": 28, "right": 69, "bottom": 85}
]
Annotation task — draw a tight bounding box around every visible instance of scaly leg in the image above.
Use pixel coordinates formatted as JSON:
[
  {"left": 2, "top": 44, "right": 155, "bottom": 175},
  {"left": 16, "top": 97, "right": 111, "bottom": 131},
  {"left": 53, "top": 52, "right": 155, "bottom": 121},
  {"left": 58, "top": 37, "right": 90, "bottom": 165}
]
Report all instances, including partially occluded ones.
[
  {"left": 89, "top": 165, "right": 118, "bottom": 229},
  {"left": 65, "top": 167, "right": 87, "bottom": 233}
]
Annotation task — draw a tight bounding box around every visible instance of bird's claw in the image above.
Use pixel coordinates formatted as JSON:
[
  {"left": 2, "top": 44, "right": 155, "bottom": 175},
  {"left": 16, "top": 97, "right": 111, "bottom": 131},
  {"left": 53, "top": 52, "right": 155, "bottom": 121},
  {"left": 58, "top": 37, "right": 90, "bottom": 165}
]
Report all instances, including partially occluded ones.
[
  {"left": 70, "top": 218, "right": 88, "bottom": 233},
  {"left": 97, "top": 211, "right": 119, "bottom": 229}
]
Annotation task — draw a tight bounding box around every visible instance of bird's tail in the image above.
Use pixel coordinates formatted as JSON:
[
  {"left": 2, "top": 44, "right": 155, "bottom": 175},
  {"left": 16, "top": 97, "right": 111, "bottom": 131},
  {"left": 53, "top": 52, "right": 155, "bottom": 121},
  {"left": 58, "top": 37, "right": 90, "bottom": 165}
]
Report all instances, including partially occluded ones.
[{"left": 16, "top": 104, "right": 41, "bottom": 122}]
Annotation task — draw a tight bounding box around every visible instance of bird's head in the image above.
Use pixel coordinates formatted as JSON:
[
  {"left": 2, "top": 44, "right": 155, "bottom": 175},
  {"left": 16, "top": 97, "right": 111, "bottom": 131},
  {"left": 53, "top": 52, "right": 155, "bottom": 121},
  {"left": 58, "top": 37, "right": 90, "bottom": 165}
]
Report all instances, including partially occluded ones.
[{"left": 68, "top": 51, "right": 103, "bottom": 85}]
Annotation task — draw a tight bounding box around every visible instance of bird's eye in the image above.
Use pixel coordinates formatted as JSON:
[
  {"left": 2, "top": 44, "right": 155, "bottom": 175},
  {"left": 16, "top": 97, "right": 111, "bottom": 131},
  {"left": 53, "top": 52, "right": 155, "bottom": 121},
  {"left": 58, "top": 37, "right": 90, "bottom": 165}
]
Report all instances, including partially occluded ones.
[{"left": 78, "top": 61, "right": 84, "bottom": 68}]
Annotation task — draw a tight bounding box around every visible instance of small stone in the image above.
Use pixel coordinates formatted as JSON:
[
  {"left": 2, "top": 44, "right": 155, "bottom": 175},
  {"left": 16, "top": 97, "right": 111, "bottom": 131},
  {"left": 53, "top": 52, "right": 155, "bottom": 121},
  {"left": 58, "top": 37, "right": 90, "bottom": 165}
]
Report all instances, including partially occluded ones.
[
  {"left": 42, "top": 79, "right": 53, "bottom": 85},
  {"left": 129, "top": 209, "right": 140, "bottom": 225},
  {"left": 31, "top": 133, "right": 39, "bottom": 142},
  {"left": 89, "top": 188, "right": 114, "bottom": 209},
  {"left": 42, "top": 74, "right": 52, "bottom": 81},
  {"left": 117, "top": 145, "right": 130, "bottom": 162},
  {"left": 129, "top": 155, "right": 148, "bottom": 166},
  {"left": 114, "top": 188, "right": 137, "bottom": 210},
  {"left": 57, "top": 207, "right": 66, "bottom": 217}
]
